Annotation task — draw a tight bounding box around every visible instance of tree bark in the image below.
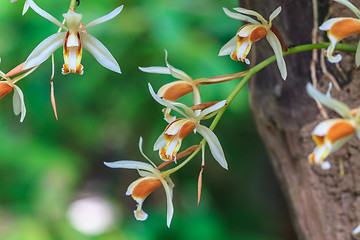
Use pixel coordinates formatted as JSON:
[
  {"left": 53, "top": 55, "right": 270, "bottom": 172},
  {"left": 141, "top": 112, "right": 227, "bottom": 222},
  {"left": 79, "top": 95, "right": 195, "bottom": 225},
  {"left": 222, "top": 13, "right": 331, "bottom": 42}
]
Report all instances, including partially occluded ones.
[{"left": 241, "top": 0, "right": 360, "bottom": 239}]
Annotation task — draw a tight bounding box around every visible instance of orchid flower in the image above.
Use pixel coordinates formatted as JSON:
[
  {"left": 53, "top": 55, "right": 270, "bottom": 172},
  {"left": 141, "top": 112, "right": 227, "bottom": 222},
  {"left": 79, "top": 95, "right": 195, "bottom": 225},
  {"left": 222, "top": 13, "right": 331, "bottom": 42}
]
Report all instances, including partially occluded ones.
[
  {"left": 219, "top": 7, "right": 288, "bottom": 80},
  {"left": 0, "top": 58, "right": 36, "bottom": 122},
  {"left": 104, "top": 138, "right": 174, "bottom": 227},
  {"left": 10, "top": 0, "right": 31, "bottom": 15},
  {"left": 140, "top": 50, "right": 247, "bottom": 107},
  {"left": 319, "top": 0, "right": 360, "bottom": 66},
  {"left": 149, "top": 83, "right": 228, "bottom": 169},
  {"left": 23, "top": 1, "right": 122, "bottom": 74},
  {"left": 306, "top": 83, "right": 360, "bottom": 169}
]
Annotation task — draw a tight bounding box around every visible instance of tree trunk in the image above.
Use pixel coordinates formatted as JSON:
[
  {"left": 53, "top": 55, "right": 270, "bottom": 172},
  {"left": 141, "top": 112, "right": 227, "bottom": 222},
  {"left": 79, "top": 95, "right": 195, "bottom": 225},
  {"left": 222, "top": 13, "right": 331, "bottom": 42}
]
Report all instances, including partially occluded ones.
[{"left": 241, "top": 0, "right": 360, "bottom": 239}]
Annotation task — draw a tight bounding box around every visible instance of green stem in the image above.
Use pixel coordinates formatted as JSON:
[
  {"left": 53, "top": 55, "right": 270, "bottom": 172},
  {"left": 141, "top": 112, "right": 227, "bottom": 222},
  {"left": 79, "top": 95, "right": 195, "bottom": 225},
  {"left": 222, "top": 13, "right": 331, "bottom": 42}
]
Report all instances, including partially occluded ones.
[
  {"left": 209, "top": 42, "right": 356, "bottom": 131},
  {"left": 69, "top": 0, "right": 77, "bottom": 10},
  {"left": 163, "top": 42, "right": 357, "bottom": 176}
]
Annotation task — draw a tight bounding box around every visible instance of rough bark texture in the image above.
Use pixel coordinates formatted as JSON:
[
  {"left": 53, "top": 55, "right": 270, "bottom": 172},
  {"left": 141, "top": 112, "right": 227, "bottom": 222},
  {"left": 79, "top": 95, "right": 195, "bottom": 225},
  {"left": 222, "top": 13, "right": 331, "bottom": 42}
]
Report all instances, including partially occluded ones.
[{"left": 241, "top": 0, "right": 360, "bottom": 239}]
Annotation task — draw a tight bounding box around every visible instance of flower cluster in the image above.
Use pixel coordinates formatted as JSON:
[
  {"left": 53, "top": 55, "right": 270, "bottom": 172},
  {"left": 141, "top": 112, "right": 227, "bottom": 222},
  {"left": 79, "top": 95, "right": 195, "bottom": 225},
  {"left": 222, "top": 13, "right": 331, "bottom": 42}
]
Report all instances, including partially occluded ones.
[
  {"left": 219, "top": 7, "right": 288, "bottom": 80},
  {"left": 307, "top": 83, "right": 359, "bottom": 170},
  {"left": 105, "top": 51, "right": 240, "bottom": 226},
  {"left": 7, "top": 0, "right": 360, "bottom": 230},
  {"left": 306, "top": 0, "right": 360, "bottom": 170},
  {"left": 319, "top": 0, "right": 360, "bottom": 65},
  {"left": 3, "top": 0, "right": 122, "bottom": 121}
]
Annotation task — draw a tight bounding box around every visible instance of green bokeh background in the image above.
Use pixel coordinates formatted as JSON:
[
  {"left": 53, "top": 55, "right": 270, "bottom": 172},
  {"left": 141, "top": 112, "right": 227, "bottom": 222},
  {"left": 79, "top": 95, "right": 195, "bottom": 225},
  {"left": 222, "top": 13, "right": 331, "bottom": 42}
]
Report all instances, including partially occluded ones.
[{"left": 0, "top": 0, "right": 296, "bottom": 239}]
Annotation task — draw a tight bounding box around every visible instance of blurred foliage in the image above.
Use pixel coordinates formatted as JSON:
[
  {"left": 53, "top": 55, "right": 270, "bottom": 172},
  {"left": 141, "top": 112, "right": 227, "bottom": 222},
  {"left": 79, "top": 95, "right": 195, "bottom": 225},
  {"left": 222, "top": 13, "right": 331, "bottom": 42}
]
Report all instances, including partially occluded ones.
[{"left": 0, "top": 0, "right": 296, "bottom": 239}]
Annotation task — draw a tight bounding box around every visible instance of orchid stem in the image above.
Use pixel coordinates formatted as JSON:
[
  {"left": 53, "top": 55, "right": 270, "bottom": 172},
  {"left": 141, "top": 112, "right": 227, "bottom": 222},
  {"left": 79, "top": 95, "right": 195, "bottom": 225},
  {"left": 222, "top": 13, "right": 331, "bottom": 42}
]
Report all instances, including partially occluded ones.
[
  {"left": 69, "top": 0, "right": 77, "bottom": 10},
  {"left": 162, "top": 42, "right": 357, "bottom": 176}
]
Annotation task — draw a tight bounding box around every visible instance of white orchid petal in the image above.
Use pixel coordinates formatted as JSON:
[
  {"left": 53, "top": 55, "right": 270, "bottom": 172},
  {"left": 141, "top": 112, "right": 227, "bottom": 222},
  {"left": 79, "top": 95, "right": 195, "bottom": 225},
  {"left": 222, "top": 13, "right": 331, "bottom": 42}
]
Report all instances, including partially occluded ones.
[
  {"left": 159, "top": 178, "right": 174, "bottom": 228},
  {"left": 198, "top": 100, "right": 226, "bottom": 119},
  {"left": 13, "top": 85, "right": 26, "bottom": 122},
  {"left": 80, "top": 5, "right": 124, "bottom": 31},
  {"left": 28, "top": 0, "right": 67, "bottom": 30},
  {"left": 233, "top": 7, "right": 267, "bottom": 24},
  {"left": 196, "top": 124, "right": 228, "bottom": 169},
  {"left": 24, "top": 32, "right": 65, "bottom": 70},
  {"left": 154, "top": 133, "right": 166, "bottom": 151},
  {"left": 219, "top": 35, "right": 237, "bottom": 56},
  {"left": 139, "top": 66, "right": 171, "bottom": 74},
  {"left": 222, "top": 7, "right": 260, "bottom": 24},
  {"left": 81, "top": 33, "right": 121, "bottom": 73},
  {"left": 148, "top": 83, "right": 189, "bottom": 118},
  {"left": 266, "top": 31, "right": 287, "bottom": 80},
  {"left": 104, "top": 161, "right": 157, "bottom": 174},
  {"left": 164, "top": 50, "right": 192, "bottom": 82},
  {"left": 269, "top": 6, "right": 282, "bottom": 24},
  {"left": 306, "top": 83, "right": 352, "bottom": 118}
]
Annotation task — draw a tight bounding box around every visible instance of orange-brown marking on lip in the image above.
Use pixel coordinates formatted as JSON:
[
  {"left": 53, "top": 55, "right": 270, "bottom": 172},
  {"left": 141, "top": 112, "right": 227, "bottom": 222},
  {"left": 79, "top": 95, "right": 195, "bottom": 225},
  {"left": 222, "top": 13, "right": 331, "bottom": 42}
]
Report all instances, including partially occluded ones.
[
  {"left": 190, "top": 101, "right": 220, "bottom": 111},
  {"left": 326, "top": 120, "right": 355, "bottom": 143},
  {"left": 312, "top": 135, "right": 325, "bottom": 146},
  {"left": 329, "top": 18, "right": 360, "bottom": 40},
  {"left": 308, "top": 153, "right": 316, "bottom": 164},
  {"left": 0, "top": 82, "right": 13, "bottom": 99},
  {"left": 230, "top": 35, "right": 248, "bottom": 61},
  {"left": 178, "top": 121, "right": 196, "bottom": 139},
  {"left": 249, "top": 26, "right": 267, "bottom": 43},
  {"left": 162, "top": 83, "right": 193, "bottom": 101},
  {"left": 132, "top": 178, "right": 162, "bottom": 199}
]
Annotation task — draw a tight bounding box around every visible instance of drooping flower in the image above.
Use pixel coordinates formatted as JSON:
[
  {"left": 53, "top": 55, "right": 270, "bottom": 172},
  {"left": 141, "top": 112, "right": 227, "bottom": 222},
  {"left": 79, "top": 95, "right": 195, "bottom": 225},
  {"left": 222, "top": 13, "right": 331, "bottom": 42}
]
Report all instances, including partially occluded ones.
[
  {"left": 23, "top": 1, "right": 122, "bottom": 74},
  {"left": 104, "top": 138, "right": 174, "bottom": 227},
  {"left": 149, "top": 83, "right": 228, "bottom": 169},
  {"left": 219, "top": 7, "right": 288, "bottom": 80},
  {"left": 0, "top": 58, "right": 36, "bottom": 122},
  {"left": 319, "top": 0, "right": 360, "bottom": 65},
  {"left": 306, "top": 83, "right": 360, "bottom": 169},
  {"left": 140, "top": 50, "right": 247, "bottom": 106}
]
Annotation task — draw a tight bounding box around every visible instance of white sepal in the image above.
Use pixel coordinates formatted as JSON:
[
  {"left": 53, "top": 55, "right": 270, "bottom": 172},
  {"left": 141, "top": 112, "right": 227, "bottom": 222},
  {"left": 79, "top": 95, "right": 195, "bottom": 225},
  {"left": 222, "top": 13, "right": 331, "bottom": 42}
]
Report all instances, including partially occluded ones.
[
  {"left": 148, "top": 83, "right": 189, "bottom": 118},
  {"left": 138, "top": 137, "right": 157, "bottom": 168},
  {"left": 222, "top": 7, "right": 260, "bottom": 24},
  {"left": 164, "top": 50, "right": 192, "bottom": 82},
  {"left": 81, "top": 33, "right": 121, "bottom": 73},
  {"left": 218, "top": 35, "right": 237, "bottom": 56},
  {"left": 13, "top": 85, "right": 26, "bottom": 122},
  {"left": 306, "top": 83, "right": 352, "bottom": 118},
  {"left": 80, "top": 5, "right": 124, "bottom": 31},
  {"left": 24, "top": 32, "right": 65, "bottom": 70},
  {"left": 104, "top": 160, "right": 157, "bottom": 174},
  {"left": 269, "top": 6, "right": 282, "bottom": 25},
  {"left": 159, "top": 177, "right": 174, "bottom": 228},
  {"left": 139, "top": 66, "right": 171, "bottom": 75},
  {"left": 196, "top": 124, "right": 228, "bottom": 169},
  {"left": 28, "top": 0, "right": 67, "bottom": 30},
  {"left": 233, "top": 7, "right": 267, "bottom": 24},
  {"left": 334, "top": 0, "right": 360, "bottom": 18},
  {"left": 22, "top": 0, "right": 30, "bottom": 15},
  {"left": 198, "top": 100, "right": 226, "bottom": 119},
  {"left": 266, "top": 30, "right": 287, "bottom": 80},
  {"left": 154, "top": 133, "right": 166, "bottom": 151}
]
